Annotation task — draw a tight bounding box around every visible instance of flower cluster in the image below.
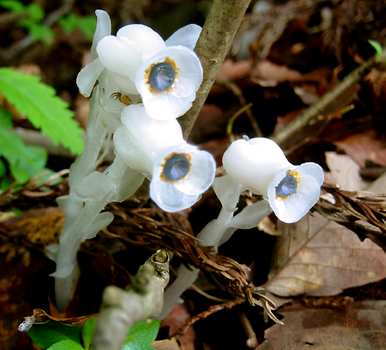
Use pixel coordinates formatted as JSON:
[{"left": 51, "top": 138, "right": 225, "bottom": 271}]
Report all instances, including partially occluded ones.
[
  {"left": 55, "top": 9, "right": 326, "bottom": 312},
  {"left": 77, "top": 10, "right": 214, "bottom": 212}
]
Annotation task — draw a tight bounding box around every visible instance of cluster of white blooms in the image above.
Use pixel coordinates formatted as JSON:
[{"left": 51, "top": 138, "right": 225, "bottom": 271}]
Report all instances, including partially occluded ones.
[
  {"left": 76, "top": 10, "right": 214, "bottom": 211},
  {"left": 55, "top": 9, "right": 325, "bottom": 313}
]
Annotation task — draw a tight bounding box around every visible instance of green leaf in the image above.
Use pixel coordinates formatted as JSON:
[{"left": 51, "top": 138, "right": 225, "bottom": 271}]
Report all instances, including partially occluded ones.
[
  {"left": 0, "top": 107, "right": 13, "bottom": 129},
  {"left": 77, "top": 16, "right": 96, "bottom": 40},
  {"left": 368, "top": 39, "right": 383, "bottom": 61},
  {"left": 47, "top": 339, "right": 84, "bottom": 350},
  {"left": 25, "top": 3, "right": 44, "bottom": 22},
  {"left": 28, "top": 321, "right": 82, "bottom": 349},
  {"left": 0, "top": 126, "right": 47, "bottom": 183},
  {"left": 82, "top": 318, "right": 96, "bottom": 350},
  {"left": 59, "top": 14, "right": 95, "bottom": 40},
  {"left": 0, "top": 178, "right": 11, "bottom": 192},
  {"left": 29, "top": 23, "right": 55, "bottom": 44},
  {"left": 0, "top": 0, "right": 24, "bottom": 12},
  {"left": 123, "top": 319, "right": 160, "bottom": 350},
  {"left": 0, "top": 159, "right": 6, "bottom": 177},
  {"left": 0, "top": 68, "right": 84, "bottom": 154}
]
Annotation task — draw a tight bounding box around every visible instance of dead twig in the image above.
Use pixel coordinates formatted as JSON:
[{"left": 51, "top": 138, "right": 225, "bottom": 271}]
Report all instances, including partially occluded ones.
[{"left": 273, "top": 58, "right": 376, "bottom": 146}]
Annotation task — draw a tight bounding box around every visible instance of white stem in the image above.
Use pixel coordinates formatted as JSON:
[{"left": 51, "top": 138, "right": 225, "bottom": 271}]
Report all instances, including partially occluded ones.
[
  {"left": 161, "top": 187, "right": 272, "bottom": 317},
  {"left": 161, "top": 197, "right": 238, "bottom": 317}
]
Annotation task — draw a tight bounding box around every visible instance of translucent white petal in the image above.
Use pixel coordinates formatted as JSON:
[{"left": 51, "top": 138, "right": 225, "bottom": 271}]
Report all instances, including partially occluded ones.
[
  {"left": 298, "top": 162, "right": 324, "bottom": 186},
  {"left": 108, "top": 72, "right": 138, "bottom": 95},
  {"left": 73, "top": 171, "right": 115, "bottom": 200},
  {"left": 150, "top": 177, "right": 200, "bottom": 212},
  {"left": 135, "top": 46, "right": 203, "bottom": 119},
  {"left": 230, "top": 200, "right": 272, "bottom": 229},
  {"left": 223, "top": 138, "right": 290, "bottom": 194},
  {"left": 76, "top": 58, "right": 104, "bottom": 97},
  {"left": 97, "top": 35, "right": 141, "bottom": 79},
  {"left": 267, "top": 170, "right": 321, "bottom": 223},
  {"left": 165, "top": 24, "right": 202, "bottom": 49},
  {"left": 115, "top": 104, "right": 184, "bottom": 173},
  {"left": 174, "top": 147, "right": 216, "bottom": 195},
  {"left": 212, "top": 175, "right": 242, "bottom": 211},
  {"left": 142, "top": 93, "right": 194, "bottom": 120},
  {"left": 117, "top": 24, "right": 165, "bottom": 59},
  {"left": 91, "top": 10, "right": 112, "bottom": 59},
  {"left": 113, "top": 126, "right": 151, "bottom": 175}
]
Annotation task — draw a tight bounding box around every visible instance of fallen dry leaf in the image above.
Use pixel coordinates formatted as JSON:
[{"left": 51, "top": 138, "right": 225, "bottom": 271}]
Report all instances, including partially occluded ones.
[
  {"left": 265, "top": 213, "right": 386, "bottom": 297},
  {"left": 335, "top": 130, "right": 386, "bottom": 167},
  {"left": 257, "top": 301, "right": 386, "bottom": 350},
  {"left": 325, "top": 151, "right": 368, "bottom": 191}
]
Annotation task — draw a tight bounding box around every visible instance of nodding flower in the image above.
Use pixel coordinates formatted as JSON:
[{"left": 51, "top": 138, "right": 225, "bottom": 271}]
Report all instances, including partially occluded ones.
[
  {"left": 113, "top": 104, "right": 215, "bottom": 212},
  {"left": 77, "top": 10, "right": 203, "bottom": 117},
  {"left": 222, "top": 137, "right": 324, "bottom": 223},
  {"left": 150, "top": 143, "right": 216, "bottom": 212}
]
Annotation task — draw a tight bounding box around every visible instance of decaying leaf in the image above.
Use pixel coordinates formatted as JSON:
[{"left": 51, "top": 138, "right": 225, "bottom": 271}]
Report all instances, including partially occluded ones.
[
  {"left": 265, "top": 213, "right": 386, "bottom": 297},
  {"left": 325, "top": 151, "right": 368, "bottom": 191},
  {"left": 335, "top": 130, "right": 386, "bottom": 167},
  {"left": 257, "top": 301, "right": 386, "bottom": 350}
]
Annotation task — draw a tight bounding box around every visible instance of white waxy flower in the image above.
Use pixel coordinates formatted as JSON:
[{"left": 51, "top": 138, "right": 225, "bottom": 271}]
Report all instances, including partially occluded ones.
[
  {"left": 222, "top": 137, "right": 324, "bottom": 223},
  {"left": 267, "top": 162, "right": 324, "bottom": 223},
  {"left": 150, "top": 143, "right": 216, "bottom": 212},
  {"left": 135, "top": 45, "right": 203, "bottom": 120},
  {"left": 96, "top": 21, "right": 201, "bottom": 101},
  {"left": 113, "top": 104, "right": 184, "bottom": 175},
  {"left": 223, "top": 137, "right": 291, "bottom": 194}
]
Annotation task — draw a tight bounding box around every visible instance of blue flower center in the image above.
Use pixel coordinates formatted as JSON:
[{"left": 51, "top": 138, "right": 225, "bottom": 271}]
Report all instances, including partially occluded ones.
[
  {"left": 275, "top": 173, "right": 298, "bottom": 198},
  {"left": 162, "top": 153, "right": 191, "bottom": 181},
  {"left": 149, "top": 62, "right": 176, "bottom": 91}
]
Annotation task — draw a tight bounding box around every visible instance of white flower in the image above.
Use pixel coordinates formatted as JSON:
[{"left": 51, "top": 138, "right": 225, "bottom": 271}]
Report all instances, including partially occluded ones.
[
  {"left": 113, "top": 104, "right": 184, "bottom": 175},
  {"left": 76, "top": 9, "right": 202, "bottom": 103},
  {"left": 222, "top": 137, "right": 324, "bottom": 223},
  {"left": 135, "top": 45, "right": 203, "bottom": 120},
  {"left": 150, "top": 143, "right": 216, "bottom": 212},
  {"left": 267, "top": 162, "right": 324, "bottom": 223},
  {"left": 222, "top": 137, "right": 290, "bottom": 194},
  {"left": 113, "top": 104, "right": 215, "bottom": 212}
]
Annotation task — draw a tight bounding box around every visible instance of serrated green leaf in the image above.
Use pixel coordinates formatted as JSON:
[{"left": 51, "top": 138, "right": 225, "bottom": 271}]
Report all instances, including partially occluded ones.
[
  {"left": 0, "top": 68, "right": 84, "bottom": 154},
  {"left": 47, "top": 339, "right": 84, "bottom": 350},
  {"left": 82, "top": 318, "right": 96, "bottom": 350},
  {"left": 28, "top": 321, "right": 82, "bottom": 349},
  {"left": 0, "top": 0, "right": 24, "bottom": 12},
  {"left": 123, "top": 319, "right": 160, "bottom": 350},
  {"left": 0, "top": 126, "right": 47, "bottom": 183},
  {"left": 0, "top": 107, "right": 12, "bottom": 129}
]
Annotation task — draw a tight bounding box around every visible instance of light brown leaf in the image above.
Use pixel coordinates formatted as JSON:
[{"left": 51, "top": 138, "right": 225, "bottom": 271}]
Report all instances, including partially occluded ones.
[
  {"left": 335, "top": 130, "right": 386, "bottom": 167},
  {"left": 325, "top": 151, "right": 368, "bottom": 191},
  {"left": 265, "top": 213, "right": 386, "bottom": 297},
  {"left": 257, "top": 301, "right": 386, "bottom": 350}
]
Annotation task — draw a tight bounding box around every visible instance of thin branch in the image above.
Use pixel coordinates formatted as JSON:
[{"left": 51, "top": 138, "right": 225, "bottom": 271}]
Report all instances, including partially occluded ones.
[
  {"left": 179, "top": 0, "right": 252, "bottom": 138},
  {"left": 273, "top": 58, "right": 375, "bottom": 145},
  {"left": 0, "top": 0, "right": 74, "bottom": 62}
]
